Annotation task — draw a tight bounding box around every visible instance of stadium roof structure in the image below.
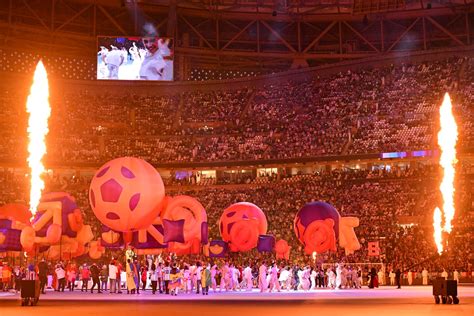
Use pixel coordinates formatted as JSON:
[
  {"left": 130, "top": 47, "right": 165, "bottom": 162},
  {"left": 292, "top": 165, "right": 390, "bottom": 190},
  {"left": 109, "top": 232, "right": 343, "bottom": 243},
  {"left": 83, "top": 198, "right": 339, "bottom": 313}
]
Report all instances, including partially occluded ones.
[{"left": 0, "top": 0, "right": 473, "bottom": 77}]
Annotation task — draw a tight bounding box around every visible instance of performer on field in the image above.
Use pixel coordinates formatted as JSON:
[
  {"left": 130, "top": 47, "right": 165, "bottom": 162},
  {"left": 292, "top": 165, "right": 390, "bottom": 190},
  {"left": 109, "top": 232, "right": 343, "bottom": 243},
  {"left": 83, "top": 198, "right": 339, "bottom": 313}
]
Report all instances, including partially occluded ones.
[
  {"left": 268, "top": 263, "right": 281, "bottom": 292},
  {"left": 258, "top": 261, "right": 268, "bottom": 292},
  {"left": 211, "top": 264, "right": 217, "bottom": 292},
  {"left": 243, "top": 264, "right": 253, "bottom": 291}
]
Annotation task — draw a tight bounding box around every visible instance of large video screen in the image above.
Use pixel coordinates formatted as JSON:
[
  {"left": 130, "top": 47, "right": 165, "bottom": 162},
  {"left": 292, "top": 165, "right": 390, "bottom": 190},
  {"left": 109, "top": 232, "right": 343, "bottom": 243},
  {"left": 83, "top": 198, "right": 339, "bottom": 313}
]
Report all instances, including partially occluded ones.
[{"left": 97, "top": 36, "right": 173, "bottom": 81}]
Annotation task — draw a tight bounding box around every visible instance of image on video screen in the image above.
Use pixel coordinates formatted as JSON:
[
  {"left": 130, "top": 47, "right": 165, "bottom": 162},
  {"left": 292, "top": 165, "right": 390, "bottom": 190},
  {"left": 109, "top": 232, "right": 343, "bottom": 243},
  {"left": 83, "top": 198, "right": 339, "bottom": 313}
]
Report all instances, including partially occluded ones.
[{"left": 97, "top": 36, "right": 173, "bottom": 81}]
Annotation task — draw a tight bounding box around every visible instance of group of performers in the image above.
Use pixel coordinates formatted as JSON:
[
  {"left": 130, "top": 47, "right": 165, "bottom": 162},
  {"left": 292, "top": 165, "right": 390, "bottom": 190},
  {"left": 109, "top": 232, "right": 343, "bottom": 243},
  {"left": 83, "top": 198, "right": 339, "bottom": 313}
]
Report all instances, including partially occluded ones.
[{"left": 136, "top": 259, "right": 365, "bottom": 295}]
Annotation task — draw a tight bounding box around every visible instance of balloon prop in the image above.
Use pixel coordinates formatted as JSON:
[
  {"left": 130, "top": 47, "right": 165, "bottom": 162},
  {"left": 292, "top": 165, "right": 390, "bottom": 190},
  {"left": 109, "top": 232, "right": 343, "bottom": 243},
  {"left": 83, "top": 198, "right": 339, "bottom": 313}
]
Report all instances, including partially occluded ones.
[
  {"left": 89, "top": 157, "right": 165, "bottom": 232},
  {"left": 229, "top": 219, "right": 259, "bottom": 252},
  {"left": 294, "top": 201, "right": 360, "bottom": 255},
  {"left": 274, "top": 239, "right": 291, "bottom": 260},
  {"left": 219, "top": 202, "right": 267, "bottom": 252},
  {"left": 303, "top": 219, "right": 336, "bottom": 254}
]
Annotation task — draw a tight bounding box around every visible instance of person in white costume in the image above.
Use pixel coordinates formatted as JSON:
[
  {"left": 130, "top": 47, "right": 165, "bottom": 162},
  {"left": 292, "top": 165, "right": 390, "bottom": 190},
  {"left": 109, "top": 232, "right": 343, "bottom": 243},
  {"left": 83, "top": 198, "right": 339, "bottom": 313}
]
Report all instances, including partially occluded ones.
[
  {"left": 327, "top": 268, "right": 336, "bottom": 289},
  {"left": 258, "top": 262, "right": 268, "bottom": 292},
  {"left": 351, "top": 267, "right": 360, "bottom": 289},
  {"left": 377, "top": 269, "right": 385, "bottom": 286},
  {"left": 310, "top": 268, "right": 317, "bottom": 290},
  {"left": 221, "top": 262, "right": 232, "bottom": 291},
  {"left": 278, "top": 267, "right": 290, "bottom": 290},
  {"left": 128, "top": 42, "right": 143, "bottom": 79},
  {"left": 341, "top": 266, "right": 348, "bottom": 288},
  {"left": 268, "top": 263, "right": 281, "bottom": 292},
  {"left": 285, "top": 267, "right": 293, "bottom": 290},
  {"left": 453, "top": 269, "right": 459, "bottom": 283},
  {"left": 189, "top": 263, "right": 196, "bottom": 292},
  {"left": 231, "top": 264, "right": 240, "bottom": 291},
  {"left": 346, "top": 267, "right": 353, "bottom": 288},
  {"left": 219, "top": 264, "right": 227, "bottom": 292},
  {"left": 97, "top": 46, "right": 109, "bottom": 79},
  {"left": 210, "top": 264, "right": 217, "bottom": 292},
  {"left": 407, "top": 270, "right": 413, "bottom": 285},
  {"left": 105, "top": 45, "right": 124, "bottom": 79},
  {"left": 243, "top": 265, "right": 253, "bottom": 291},
  {"left": 195, "top": 263, "right": 203, "bottom": 294},
  {"left": 182, "top": 265, "right": 191, "bottom": 293},
  {"left": 335, "top": 264, "right": 342, "bottom": 289},
  {"left": 157, "top": 38, "right": 173, "bottom": 80},
  {"left": 356, "top": 268, "right": 362, "bottom": 289},
  {"left": 297, "top": 267, "right": 310, "bottom": 291},
  {"left": 139, "top": 37, "right": 167, "bottom": 80},
  {"left": 441, "top": 269, "right": 448, "bottom": 280},
  {"left": 422, "top": 268, "right": 429, "bottom": 285},
  {"left": 389, "top": 270, "right": 396, "bottom": 286}
]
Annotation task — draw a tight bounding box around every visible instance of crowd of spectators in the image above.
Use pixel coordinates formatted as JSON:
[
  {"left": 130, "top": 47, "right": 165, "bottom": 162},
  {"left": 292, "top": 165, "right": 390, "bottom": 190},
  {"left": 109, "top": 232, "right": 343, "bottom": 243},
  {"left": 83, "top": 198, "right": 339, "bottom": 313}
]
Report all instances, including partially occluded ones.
[{"left": 0, "top": 56, "right": 473, "bottom": 165}]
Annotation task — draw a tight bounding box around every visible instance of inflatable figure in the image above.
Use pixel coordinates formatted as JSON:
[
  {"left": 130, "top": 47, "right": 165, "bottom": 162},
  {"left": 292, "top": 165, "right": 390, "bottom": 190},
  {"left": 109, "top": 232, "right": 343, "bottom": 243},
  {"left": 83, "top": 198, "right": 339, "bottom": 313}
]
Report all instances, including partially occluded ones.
[
  {"left": 161, "top": 195, "right": 207, "bottom": 254},
  {"left": 219, "top": 202, "right": 267, "bottom": 252},
  {"left": 19, "top": 192, "right": 95, "bottom": 259},
  {"left": 274, "top": 239, "right": 291, "bottom": 260},
  {"left": 294, "top": 201, "right": 360, "bottom": 255},
  {"left": 89, "top": 157, "right": 165, "bottom": 232}
]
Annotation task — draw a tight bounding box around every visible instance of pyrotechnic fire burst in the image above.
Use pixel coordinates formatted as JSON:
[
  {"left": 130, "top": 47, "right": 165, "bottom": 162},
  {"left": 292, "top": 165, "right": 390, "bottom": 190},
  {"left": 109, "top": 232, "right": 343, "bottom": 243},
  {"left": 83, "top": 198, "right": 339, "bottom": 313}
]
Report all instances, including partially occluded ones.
[
  {"left": 433, "top": 93, "right": 458, "bottom": 254},
  {"left": 26, "top": 61, "right": 51, "bottom": 220},
  {"left": 433, "top": 207, "right": 443, "bottom": 254}
]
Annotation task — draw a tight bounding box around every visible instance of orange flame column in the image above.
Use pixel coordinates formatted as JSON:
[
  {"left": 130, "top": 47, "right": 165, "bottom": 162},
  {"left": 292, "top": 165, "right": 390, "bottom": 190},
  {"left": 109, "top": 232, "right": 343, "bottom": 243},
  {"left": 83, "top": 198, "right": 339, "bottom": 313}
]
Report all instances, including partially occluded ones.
[
  {"left": 433, "top": 93, "right": 458, "bottom": 254},
  {"left": 26, "top": 61, "right": 51, "bottom": 220}
]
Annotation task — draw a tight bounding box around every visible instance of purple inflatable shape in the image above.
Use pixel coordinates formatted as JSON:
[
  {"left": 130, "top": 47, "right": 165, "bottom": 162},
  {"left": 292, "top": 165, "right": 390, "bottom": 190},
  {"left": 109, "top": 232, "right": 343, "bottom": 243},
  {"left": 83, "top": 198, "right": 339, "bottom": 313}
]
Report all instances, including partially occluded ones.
[
  {"left": 0, "top": 219, "right": 12, "bottom": 229},
  {"left": 131, "top": 224, "right": 168, "bottom": 249},
  {"left": 209, "top": 240, "right": 227, "bottom": 258},
  {"left": 0, "top": 228, "right": 22, "bottom": 251},
  {"left": 33, "top": 193, "right": 79, "bottom": 238},
  {"left": 163, "top": 219, "right": 185, "bottom": 243},
  {"left": 257, "top": 234, "right": 275, "bottom": 253},
  {"left": 294, "top": 201, "right": 340, "bottom": 240}
]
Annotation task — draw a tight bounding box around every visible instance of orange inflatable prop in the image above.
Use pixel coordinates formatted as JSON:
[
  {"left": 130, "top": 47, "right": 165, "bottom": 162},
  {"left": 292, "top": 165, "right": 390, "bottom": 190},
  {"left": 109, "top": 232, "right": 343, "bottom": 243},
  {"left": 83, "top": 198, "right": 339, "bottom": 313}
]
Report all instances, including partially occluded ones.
[
  {"left": 89, "top": 157, "right": 165, "bottom": 232},
  {"left": 275, "top": 239, "right": 291, "bottom": 260},
  {"left": 219, "top": 202, "right": 267, "bottom": 252},
  {"left": 228, "top": 219, "right": 259, "bottom": 252},
  {"left": 303, "top": 219, "right": 337, "bottom": 254}
]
